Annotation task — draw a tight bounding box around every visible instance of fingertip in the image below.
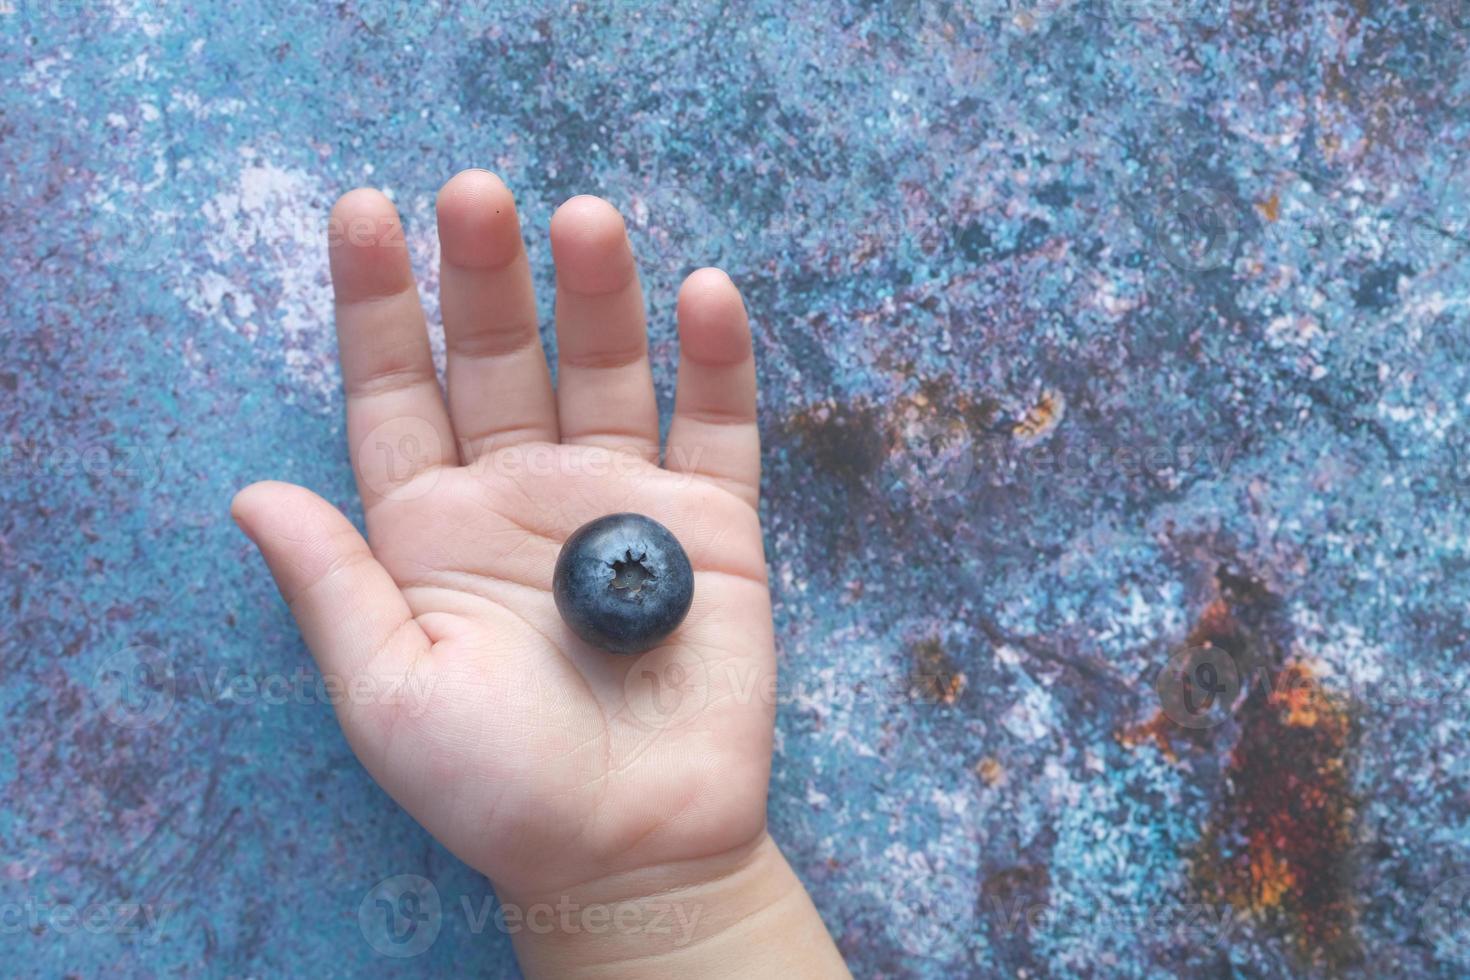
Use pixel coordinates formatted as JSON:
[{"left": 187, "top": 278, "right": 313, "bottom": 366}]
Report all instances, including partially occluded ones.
[
  {"left": 436, "top": 170, "right": 523, "bottom": 270},
  {"left": 677, "top": 267, "right": 750, "bottom": 366},
  {"left": 229, "top": 480, "right": 277, "bottom": 536},
  {"left": 229, "top": 481, "right": 418, "bottom": 688},
  {"left": 329, "top": 187, "right": 400, "bottom": 241},
  {"left": 666, "top": 264, "right": 760, "bottom": 498},
  {"left": 550, "top": 196, "right": 635, "bottom": 295},
  {"left": 679, "top": 266, "right": 742, "bottom": 312},
  {"left": 228, "top": 482, "right": 367, "bottom": 599},
  {"left": 438, "top": 168, "right": 508, "bottom": 198},
  {"left": 230, "top": 480, "right": 334, "bottom": 538},
  {"left": 551, "top": 193, "right": 623, "bottom": 231},
  {"left": 436, "top": 169, "right": 512, "bottom": 222},
  {"left": 327, "top": 188, "right": 412, "bottom": 301}
]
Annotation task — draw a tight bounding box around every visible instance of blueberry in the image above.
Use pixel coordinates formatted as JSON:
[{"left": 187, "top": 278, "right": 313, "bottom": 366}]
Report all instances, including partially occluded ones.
[{"left": 553, "top": 513, "right": 694, "bottom": 655}]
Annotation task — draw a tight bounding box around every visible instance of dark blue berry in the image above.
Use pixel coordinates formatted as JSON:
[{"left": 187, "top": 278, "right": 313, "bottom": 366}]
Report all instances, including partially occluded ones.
[{"left": 552, "top": 513, "right": 694, "bottom": 655}]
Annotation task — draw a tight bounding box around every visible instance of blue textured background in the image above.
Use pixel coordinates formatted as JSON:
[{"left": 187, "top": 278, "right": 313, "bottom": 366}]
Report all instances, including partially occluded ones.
[{"left": 4, "top": 0, "right": 1470, "bottom": 976}]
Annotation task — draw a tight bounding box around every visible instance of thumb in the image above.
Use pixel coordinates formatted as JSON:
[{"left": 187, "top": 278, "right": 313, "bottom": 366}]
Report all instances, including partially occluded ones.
[{"left": 230, "top": 481, "right": 430, "bottom": 726}]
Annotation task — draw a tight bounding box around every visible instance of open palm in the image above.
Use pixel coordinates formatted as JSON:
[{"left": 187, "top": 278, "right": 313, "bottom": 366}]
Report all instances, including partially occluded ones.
[{"left": 232, "top": 172, "right": 775, "bottom": 903}]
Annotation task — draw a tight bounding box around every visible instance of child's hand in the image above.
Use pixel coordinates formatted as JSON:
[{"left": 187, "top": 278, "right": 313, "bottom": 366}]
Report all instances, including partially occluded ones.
[{"left": 232, "top": 171, "right": 846, "bottom": 976}]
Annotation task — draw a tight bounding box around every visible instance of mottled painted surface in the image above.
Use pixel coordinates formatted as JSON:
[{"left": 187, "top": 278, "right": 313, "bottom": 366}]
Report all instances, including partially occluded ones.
[{"left": 3, "top": 0, "right": 1469, "bottom": 976}]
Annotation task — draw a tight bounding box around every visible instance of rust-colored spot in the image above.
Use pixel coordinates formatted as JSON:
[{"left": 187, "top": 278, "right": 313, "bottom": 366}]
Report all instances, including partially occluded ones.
[
  {"left": 908, "top": 637, "right": 966, "bottom": 705},
  {"left": 1273, "top": 662, "right": 1338, "bottom": 729},
  {"left": 1249, "top": 839, "right": 1297, "bottom": 909},
  {"left": 1189, "top": 598, "right": 1237, "bottom": 648},
  {"left": 1256, "top": 193, "right": 1281, "bottom": 223},
  {"left": 777, "top": 397, "right": 887, "bottom": 494},
  {"left": 912, "top": 376, "right": 1002, "bottom": 436},
  {"left": 975, "top": 756, "right": 1005, "bottom": 786},
  {"left": 1011, "top": 388, "right": 1065, "bottom": 444},
  {"left": 1123, "top": 564, "right": 1360, "bottom": 969},
  {"left": 980, "top": 863, "right": 1051, "bottom": 944},
  {"left": 1197, "top": 658, "right": 1358, "bottom": 969},
  {"left": 1120, "top": 595, "right": 1248, "bottom": 763},
  {"left": 1119, "top": 709, "right": 1180, "bottom": 762},
  {"left": 773, "top": 384, "right": 1001, "bottom": 496}
]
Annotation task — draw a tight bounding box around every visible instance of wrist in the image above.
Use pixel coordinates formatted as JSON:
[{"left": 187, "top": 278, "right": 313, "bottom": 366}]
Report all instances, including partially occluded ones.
[{"left": 495, "top": 832, "right": 849, "bottom": 980}]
